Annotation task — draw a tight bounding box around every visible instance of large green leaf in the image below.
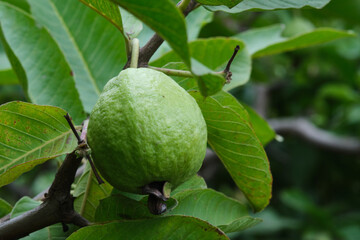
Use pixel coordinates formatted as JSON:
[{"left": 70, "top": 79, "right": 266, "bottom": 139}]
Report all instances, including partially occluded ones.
[
  {"left": 27, "top": 0, "right": 127, "bottom": 112},
  {"left": 170, "top": 189, "right": 262, "bottom": 233},
  {"left": 10, "top": 197, "right": 73, "bottom": 239},
  {"left": 67, "top": 216, "right": 229, "bottom": 239},
  {"left": 236, "top": 25, "right": 355, "bottom": 58},
  {"left": 235, "top": 24, "right": 285, "bottom": 56},
  {"left": 137, "top": 5, "right": 213, "bottom": 60},
  {"left": 0, "top": 0, "right": 30, "bottom": 12},
  {"left": 73, "top": 162, "right": 113, "bottom": 222},
  {"left": 206, "top": 0, "right": 330, "bottom": 13},
  {"left": 197, "top": 0, "right": 242, "bottom": 8},
  {"left": 78, "top": 0, "right": 123, "bottom": 32},
  {"left": 0, "top": 2, "right": 86, "bottom": 123},
  {"left": 190, "top": 91, "right": 272, "bottom": 212},
  {"left": 151, "top": 37, "right": 251, "bottom": 93},
  {"left": 95, "top": 175, "right": 205, "bottom": 222},
  {"left": 0, "top": 101, "right": 77, "bottom": 188},
  {"left": 110, "top": 0, "right": 190, "bottom": 67}
]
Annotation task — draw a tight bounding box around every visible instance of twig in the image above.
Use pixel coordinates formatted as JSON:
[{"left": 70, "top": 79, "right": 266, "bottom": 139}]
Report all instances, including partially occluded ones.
[
  {"left": 268, "top": 117, "right": 360, "bottom": 154},
  {"left": 0, "top": 116, "right": 93, "bottom": 240},
  {"left": 0, "top": 151, "right": 88, "bottom": 240},
  {"left": 124, "top": 0, "right": 199, "bottom": 69},
  {"left": 148, "top": 66, "right": 194, "bottom": 78},
  {"left": 223, "top": 45, "right": 240, "bottom": 83}
]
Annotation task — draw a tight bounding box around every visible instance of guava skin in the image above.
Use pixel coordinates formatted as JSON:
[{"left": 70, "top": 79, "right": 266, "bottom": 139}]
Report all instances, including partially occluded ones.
[{"left": 87, "top": 68, "right": 207, "bottom": 194}]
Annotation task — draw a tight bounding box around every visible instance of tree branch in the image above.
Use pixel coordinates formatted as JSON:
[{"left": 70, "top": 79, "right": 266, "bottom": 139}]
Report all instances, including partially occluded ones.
[
  {"left": 124, "top": 0, "right": 199, "bottom": 69},
  {"left": 0, "top": 119, "right": 91, "bottom": 240},
  {"left": 268, "top": 117, "right": 360, "bottom": 154}
]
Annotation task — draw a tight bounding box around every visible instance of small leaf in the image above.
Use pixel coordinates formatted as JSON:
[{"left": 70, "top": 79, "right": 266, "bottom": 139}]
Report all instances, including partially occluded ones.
[
  {"left": 10, "top": 197, "right": 74, "bottom": 239},
  {"left": 0, "top": 2, "right": 86, "bottom": 123},
  {"left": 28, "top": 0, "right": 127, "bottom": 112},
  {"left": 236, "top": 26, "right": 355, "bottom": 58},
  {"left": 10, "top": 196, "right": 40, "bottom": 218},
  {"left": 190, "top": 91, "right": 272, "bottom": 212},
  {"left": 197, "top": 0, "right": 242, "bottom": 8},
  {"left": 151, "top": 37, "right": 251, "bottom": 93},
  {"left": 243, "top": 105, "right": 275, "bottom": 146},
  {"left": 170, "top": 189, "right": 261, "bottom": 233},
  {"left": 119, "top": 7, "right": 143, "bottom": 39},
  {"left": 110, "top": 0, "right": 191, "bottom": 67},
  {"left": 67, "top": 216, "right": 230, "bottom": 240},
  {"left": 78, "top": 0, "right": 123, "bottom": 32},
  {"left": 206, "top": 0, "right": 331, "bottom": 13},
  {"left": 0, "top": 198, "right": 12, "bottom": 218},
  {"left": 0, "top": 101, "right": 77, "bottom": 188},
  {"left": 171, "top": 174, "right": 207, "bottom": 195},
  {"left": 73, "top": 162, "right": 113, "bottom": 222}
]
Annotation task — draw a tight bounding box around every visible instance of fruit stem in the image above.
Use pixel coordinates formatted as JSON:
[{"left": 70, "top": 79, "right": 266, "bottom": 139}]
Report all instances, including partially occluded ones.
[
  {"left": 148, "top": 66, "right": 194, "bottom": 78},
  {"left": 130, "top": 38, "right": 140, "bottom": 68},
  {"left": 178, "top": 0, "right": 191, "bottom": 12}
]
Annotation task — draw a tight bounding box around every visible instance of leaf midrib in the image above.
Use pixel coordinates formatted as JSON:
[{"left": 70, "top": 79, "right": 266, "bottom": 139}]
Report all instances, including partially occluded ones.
[{"left": 48, "top": 0, "right": 101, "bottom": 95}]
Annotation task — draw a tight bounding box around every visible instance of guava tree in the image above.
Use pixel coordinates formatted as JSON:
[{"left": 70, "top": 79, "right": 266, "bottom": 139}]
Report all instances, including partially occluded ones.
[{"left": 0, "top": 0, "right": 354, "bottom": 239}]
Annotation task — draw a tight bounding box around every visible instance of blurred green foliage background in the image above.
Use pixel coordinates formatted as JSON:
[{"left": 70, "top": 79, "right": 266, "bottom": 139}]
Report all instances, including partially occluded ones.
[{"left": 0, "top": 0, "right": 359, "bottom": 239}]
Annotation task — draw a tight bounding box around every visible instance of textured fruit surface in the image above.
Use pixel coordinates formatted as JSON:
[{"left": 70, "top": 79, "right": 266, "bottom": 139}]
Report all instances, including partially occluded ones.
[{"left": 87, "top": 68, "right": 207, "bottom": 194}]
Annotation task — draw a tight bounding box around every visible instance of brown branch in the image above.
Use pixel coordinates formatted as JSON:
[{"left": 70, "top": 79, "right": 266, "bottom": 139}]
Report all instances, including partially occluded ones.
[
  {"left": 124, "top": 0, "right": 199, "bottom": 69},
  {"left": 0, "top": 151, "right": 88, "bottom": 240},
  {"left": 0, "top": 118, "right": 91, "bottom": 240},
  {"left": 268, "top": 117, "right": 360, "bottom": 154}
]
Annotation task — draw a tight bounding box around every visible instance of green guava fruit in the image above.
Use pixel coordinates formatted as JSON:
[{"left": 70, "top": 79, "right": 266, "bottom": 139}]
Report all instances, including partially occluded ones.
[{"left": 87, "top": 68, "right": 207, "bottom": 195}]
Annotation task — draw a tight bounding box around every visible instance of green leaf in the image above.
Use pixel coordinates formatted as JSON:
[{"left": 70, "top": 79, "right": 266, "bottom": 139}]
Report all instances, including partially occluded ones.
[
  {"left": 190, "top": 91, "right": 272, "bottom": 212},
  {"left": 10, "top": 196, "right": 40, "bottom": 218},
  {"left": 151, "top": 37, "right": 251, "bottom": 93},
  {"left": 67, "top": 216, "right": 229, "bottom": 240},
  {"left": 0, "top": 198, "right": 12, "bottom": 218},
  {"left": 0, "top": 2, "right": 86, "bottom": 123},
  {"left": 171, "top": 174, "right": 207, "bottom": 195},
  {"left": 10, "top": 197, "right": 73, "bottom": 239},
  {"left": 95, "top": 194, "right": 177, "bottom": 222},
  {"left": 234, "top": 24, "right": 285, "bottom": 55},
  {"left": 0, "top": 69, "right": 18, "bottom": 85},
  {"left": 73, "top": 162, "right": 113, "bottom": 222},
  {"left": 0, "top": 101, "right": 77, "bottom": 188},
  {"left": 119, "top": 7, "right": 143, "bottom": 39},
  {"left": 206, "top": 0, "right": 331, "bottom": 13},
  {"left": 160, "top": 62, "right": 198, "bottom": 91},
  {"left": 110, "top": 0, "right": 190, "bottom": 67},
  {"left": 78, "top": 0, "right": 123, "bottom": 32},
  {"left": 0, "top": 0, "right": 30, "bottom": 12},
  {"left": 137, "top": 6, "right": 213, "bottom": 60},
  {"left": 191, "top": 59, "right": 226, "bottom": 96},
  {"left": 236, "top": 26, "right": 356, "bottom": 58},
  {"left": 197, "top": 0, "right": 242, "bottom": 8},
  {"left": 243, "top": 105, "right": 275, "bottom": 146},
  {"left": 27, "top": 0, "right": 127, "bottom": 113},
  {"left": 95, "top": 175, "right": 206, "bottom": 222},
  {"left": 170, "top": 189, "right": 262, "bottom": 233}
]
